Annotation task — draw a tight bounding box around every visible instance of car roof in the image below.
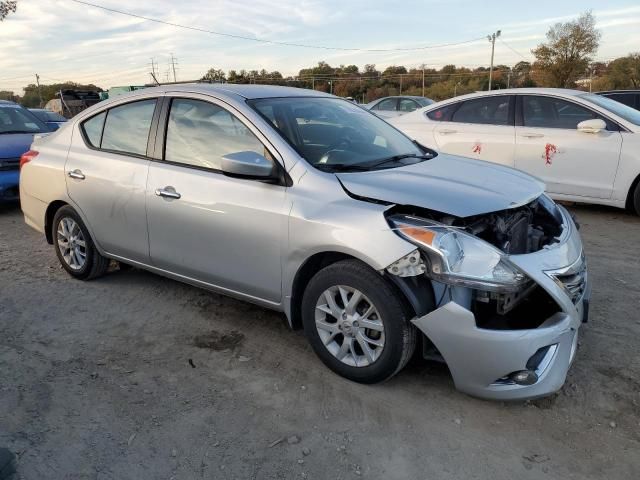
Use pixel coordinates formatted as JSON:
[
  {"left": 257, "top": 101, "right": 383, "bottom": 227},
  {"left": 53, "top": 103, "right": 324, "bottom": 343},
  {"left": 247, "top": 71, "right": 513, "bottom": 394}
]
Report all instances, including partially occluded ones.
[
  {"left": 596, "top": 90, "right": 640, "bottom": 94},
  {"left": 0, "top": 99, "right": 18, "bottom": 105},
  {"left": 139, "top": 83, "right": 333, "bottom": 101}
]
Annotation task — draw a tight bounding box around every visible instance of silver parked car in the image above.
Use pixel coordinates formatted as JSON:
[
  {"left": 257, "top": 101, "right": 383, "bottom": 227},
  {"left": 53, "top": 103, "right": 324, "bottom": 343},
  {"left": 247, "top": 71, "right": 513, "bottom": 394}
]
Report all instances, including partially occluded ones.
[
  {"left": 365, "top": 95, "right": 434, "bottom": 118},
  {"left": 19, "top": 84, "right": 589, "bottom": 400}
]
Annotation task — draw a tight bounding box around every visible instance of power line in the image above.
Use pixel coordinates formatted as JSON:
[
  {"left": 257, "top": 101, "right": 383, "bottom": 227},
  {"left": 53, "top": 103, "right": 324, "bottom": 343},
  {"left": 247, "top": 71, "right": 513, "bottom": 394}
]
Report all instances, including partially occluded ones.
[
  {"left": 499, "top": 38, "right": 529, "bottom": 60},
  {"left": 67, "top": 0, "right": 486, "bottom": 52}
]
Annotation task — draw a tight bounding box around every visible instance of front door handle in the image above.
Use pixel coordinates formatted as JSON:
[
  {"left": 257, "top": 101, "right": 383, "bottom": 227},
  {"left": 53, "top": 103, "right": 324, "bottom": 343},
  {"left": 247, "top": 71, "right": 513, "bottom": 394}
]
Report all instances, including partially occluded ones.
[
  {"left": 155, "top": 187, "right": 181, "bottom": 200},
  {"left": 438, "top": 129, "right": 458, "bottom": 135},
  {"left": 520, "top": 132, "right": 544, "bottom": 138},
  {"left": 68, "top": 169, "right": 85, "bottom": 180}
]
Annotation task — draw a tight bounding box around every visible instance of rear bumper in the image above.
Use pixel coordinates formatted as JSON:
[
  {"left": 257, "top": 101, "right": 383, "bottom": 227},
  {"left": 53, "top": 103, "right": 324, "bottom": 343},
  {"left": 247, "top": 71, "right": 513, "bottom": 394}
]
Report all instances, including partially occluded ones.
[{"left": 0, "top": 170, "right": 19, "bottom": 202}]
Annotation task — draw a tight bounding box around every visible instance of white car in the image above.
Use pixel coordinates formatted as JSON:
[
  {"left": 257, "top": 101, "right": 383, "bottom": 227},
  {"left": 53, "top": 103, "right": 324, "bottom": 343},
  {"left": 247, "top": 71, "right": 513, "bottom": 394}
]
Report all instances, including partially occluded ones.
[
  {"left": 389, "top": 88, "right": 640, "bottom": 214},
  {"left": 365, "top": 96, "right": 434, "bottom": 119}
]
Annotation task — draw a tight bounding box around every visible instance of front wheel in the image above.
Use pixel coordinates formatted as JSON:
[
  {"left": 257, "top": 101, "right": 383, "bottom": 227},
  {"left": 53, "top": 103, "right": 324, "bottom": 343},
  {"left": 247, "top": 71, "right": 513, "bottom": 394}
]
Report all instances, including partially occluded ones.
[
  {"left": 52, "top": 205, "right": 109, "bottom": 280},
  {"left": 301, "top": 259, "right": 416, "bottom": 384}
]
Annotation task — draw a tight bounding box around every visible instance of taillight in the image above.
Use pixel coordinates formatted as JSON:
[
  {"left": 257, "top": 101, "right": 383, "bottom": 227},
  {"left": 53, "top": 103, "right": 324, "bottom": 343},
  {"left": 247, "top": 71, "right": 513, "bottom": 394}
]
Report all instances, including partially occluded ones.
[{"left": 19, "top": 150, "right": 38, "bottom": 170}]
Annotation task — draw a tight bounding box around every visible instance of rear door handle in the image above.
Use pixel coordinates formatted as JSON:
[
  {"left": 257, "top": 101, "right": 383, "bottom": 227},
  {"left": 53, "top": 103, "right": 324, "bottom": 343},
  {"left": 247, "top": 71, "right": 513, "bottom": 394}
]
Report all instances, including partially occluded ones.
[
  {"left": 155, "top": 187, "right": 181, "bottom": 200},
  {"left": 438, "top": 129, "right": 458, "bottom": 135},
  {"left": 520, "top": 132, "right": 544, "bottom": 138},
  {"left": 68, "top": 169, "right": 85, "bottom": 180}
]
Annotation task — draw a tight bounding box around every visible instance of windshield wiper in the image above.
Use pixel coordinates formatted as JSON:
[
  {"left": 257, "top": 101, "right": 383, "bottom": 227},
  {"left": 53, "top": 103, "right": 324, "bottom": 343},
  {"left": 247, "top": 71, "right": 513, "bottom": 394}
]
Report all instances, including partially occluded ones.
[
  {"left": 365, "top": 153, "right": 432, "bottom": 170},
  {"left": 314, "top": 163, "right": 371, "bottom": 173}
]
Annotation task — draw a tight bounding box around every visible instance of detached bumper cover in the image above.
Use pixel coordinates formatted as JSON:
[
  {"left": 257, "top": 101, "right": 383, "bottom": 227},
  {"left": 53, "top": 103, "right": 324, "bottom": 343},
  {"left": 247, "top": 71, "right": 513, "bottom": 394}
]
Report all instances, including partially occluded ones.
[{"left": 412, "top": 206, "right": 588, "bottom": 400}]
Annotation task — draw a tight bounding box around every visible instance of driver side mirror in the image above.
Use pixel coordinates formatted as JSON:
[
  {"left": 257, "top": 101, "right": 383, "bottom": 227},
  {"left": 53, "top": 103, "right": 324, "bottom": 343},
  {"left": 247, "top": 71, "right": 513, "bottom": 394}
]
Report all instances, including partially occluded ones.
[
  {"left": 220, "top": 151, "right": 274, "bottom": 179},
  {"left": 577, "top": 119, "right": 607, "bottom": 134}
]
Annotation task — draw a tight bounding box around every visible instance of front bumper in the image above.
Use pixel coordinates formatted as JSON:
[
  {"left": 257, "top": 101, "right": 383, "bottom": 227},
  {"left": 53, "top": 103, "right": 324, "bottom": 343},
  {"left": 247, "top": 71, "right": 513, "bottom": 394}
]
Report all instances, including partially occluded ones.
[
  {"left": 0, "top": 170, "right": 20, "bottom": 202},
  {"left": 411, "top": 206, "right": 588, "bottom": 401}
]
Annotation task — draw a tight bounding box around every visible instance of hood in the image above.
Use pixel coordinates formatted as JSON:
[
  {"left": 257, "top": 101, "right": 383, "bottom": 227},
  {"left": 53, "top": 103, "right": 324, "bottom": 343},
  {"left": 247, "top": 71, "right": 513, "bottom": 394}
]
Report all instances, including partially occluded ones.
[
  {"left": 0, "top": 133, "right": 35, "bottom": 159},
  {"left": 336, "top": 154, "right": 545, "bottom": 218}
]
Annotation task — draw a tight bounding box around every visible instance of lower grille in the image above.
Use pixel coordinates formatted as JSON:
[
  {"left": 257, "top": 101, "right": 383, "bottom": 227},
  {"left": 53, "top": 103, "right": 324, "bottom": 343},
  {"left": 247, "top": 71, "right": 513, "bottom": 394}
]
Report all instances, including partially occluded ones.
[{"left": 0, "top": 157, "right": 20, "bottom": 171}]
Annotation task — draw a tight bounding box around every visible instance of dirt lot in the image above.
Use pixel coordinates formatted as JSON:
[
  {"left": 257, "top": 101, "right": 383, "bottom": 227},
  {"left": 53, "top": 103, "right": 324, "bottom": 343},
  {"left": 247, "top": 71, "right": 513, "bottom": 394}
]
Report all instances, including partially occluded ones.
[{"left": 0, "top": 202, "right": 639, "bottom": 480}]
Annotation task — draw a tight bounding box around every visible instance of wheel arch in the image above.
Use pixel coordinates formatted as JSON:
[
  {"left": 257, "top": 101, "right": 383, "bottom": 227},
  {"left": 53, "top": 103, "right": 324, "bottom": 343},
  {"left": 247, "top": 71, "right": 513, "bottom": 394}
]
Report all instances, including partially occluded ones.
[
  {"left": 44, "top": 200, "right": 69, "bottom": 244},
  {"left": 625, "top": 172, "right": 640, "bottom": 212},
  {"left": 288, "top": 250, "right": 436, "bottom": 330}
]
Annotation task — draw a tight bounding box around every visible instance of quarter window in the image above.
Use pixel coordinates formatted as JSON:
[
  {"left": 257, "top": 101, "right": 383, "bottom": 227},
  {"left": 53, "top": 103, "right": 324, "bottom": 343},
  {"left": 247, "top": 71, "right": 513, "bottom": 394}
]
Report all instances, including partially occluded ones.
[
  {"left": 164, "top": 98, "right": 267, "bottom": 171},
  {"left": 426, "top": 103, "right": 458, "bottom": 121},
  {"left": 82, "top": 111, "right": 106, "bottom": 147},
  {"left": 522, "top": 96, "right": 601, "bottom": 129},
  {"left": 99, "top": 99, "right": 156, "bottom": 155},
  {"left": 451, "top": 96, "right": 511, "bottom": 125}
]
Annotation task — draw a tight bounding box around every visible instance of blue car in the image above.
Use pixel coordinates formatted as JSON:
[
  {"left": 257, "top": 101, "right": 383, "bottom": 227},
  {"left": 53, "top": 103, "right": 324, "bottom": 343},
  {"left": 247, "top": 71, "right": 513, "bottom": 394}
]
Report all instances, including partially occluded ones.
[{"left": 0, "top": 100, "right": 51, "bottom": 202}]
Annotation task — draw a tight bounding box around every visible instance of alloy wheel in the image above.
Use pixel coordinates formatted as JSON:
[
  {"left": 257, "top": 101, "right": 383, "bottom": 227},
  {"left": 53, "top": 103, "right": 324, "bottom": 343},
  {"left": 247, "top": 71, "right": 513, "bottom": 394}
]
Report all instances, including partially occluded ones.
[
  {"left": 314, "top": 285, "right": 385, "bottom": 367},
  {"left": 56, "top": 217, "right": 87, "bottom": 270}
]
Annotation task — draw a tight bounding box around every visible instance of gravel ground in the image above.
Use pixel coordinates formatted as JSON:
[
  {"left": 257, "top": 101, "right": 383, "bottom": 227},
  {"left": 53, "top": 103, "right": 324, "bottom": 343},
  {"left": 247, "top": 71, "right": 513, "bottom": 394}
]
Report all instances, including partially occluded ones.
[{"left": 1, "top": 201, "right": 639, "bottom": 480}]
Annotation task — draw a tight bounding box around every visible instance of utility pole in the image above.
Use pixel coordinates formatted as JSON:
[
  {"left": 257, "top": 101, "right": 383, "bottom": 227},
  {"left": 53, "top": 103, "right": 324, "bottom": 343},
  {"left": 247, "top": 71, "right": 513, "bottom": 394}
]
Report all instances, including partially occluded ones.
[
  {"left": 589, "top": 64, "right": 593, "bottom": 93},
  {"left": 170, "top": 54, "right": 177, "bottom": 82},
  {"left": 487, "top": 30, "right": 501, "bottom": 91},
  {"left": 399, "top": 74, "right": 403, "bottom": 95},
  {"left": 421, "top": 64, "right": 425, "bottom": 97},
  {"left": 454, "top": 81, "right": 461, "bottom": 97},
  {"left": 35, "top": 74, "right": 43, "bottom": 108},
  {"left": 507, "top": 67, "right": 512, "bottom": 89}
]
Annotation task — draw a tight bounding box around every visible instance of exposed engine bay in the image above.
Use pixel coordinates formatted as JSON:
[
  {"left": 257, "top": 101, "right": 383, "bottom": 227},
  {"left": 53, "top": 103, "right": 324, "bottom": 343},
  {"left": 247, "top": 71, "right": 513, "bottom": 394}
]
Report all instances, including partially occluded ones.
[{"left": 388, "top": 195, "right": 564, "bottom": 255}]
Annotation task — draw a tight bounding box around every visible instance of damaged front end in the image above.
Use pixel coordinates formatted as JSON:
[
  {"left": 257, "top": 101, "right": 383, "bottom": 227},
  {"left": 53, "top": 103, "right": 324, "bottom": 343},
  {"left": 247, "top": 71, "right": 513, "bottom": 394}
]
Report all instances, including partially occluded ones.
[{"left": 384, "top": 194, "right": 589, "bottom": 400}]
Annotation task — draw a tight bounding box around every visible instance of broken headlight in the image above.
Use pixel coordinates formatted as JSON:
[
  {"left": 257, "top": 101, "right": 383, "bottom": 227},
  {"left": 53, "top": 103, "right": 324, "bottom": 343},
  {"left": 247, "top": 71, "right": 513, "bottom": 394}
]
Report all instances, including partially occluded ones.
[{"left": 388, "top": 215, "right": 529, "bottom": 292}]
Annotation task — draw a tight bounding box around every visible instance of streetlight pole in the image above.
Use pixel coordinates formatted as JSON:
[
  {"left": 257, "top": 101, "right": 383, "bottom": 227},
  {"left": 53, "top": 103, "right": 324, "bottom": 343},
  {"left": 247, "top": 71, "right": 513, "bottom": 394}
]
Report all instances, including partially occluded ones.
[
  {"left": 487, "top": 30, "right": 501, "bottom": 91},
  {"left": 421, "top": 64, "right": 425, "bottom": 97}
]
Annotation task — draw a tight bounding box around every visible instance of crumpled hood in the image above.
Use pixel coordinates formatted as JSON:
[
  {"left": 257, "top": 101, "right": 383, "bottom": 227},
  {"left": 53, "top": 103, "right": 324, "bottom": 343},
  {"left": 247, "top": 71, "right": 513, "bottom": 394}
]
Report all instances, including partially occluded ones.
[
  {"left": 0, "top": 133, "right": 35, "bottom": 159},
  {"left": 336, "top": 154, "right": 545, "bottom": 217}
]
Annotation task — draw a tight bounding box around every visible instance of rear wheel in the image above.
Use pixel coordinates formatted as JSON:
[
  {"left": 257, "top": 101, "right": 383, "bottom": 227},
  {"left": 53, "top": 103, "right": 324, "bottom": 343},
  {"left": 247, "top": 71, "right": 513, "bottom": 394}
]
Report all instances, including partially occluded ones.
[
  {"left": 52, "top": 206, "right": 109, "bottom": 280},
  {"left": 630, "top": 181, "right": 640, "bottom": 216},
  {"left": 301, "top": 259, "right": 416, "bottom": 383}
]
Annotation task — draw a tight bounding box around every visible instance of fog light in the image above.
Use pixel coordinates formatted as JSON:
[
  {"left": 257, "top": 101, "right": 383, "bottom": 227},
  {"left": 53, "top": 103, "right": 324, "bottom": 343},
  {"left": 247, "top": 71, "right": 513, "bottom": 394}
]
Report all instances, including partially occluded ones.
[{"left": 510, "top": 370, "right": 538, "bottom": 386}]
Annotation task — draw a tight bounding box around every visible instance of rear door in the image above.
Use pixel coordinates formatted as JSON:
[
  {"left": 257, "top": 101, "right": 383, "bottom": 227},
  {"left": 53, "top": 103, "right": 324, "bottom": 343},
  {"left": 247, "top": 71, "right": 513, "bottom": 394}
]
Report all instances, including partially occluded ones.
[
  {"left": 431, "top": 95, "right": 516, "bottom": 167},
  {"left": 514, "top": 95, "right": 622, "bottom": 198},
  {"left": 145, "top": 94, "right": 287, "bottom": 303},
  {"left": 66, "top": 98, "right": 158, "bottom": 262}
]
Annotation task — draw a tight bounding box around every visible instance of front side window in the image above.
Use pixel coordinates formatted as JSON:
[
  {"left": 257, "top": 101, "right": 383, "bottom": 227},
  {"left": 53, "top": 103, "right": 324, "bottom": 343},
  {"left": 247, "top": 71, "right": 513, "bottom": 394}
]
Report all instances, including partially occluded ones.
[
  {"left": 451, "top": 96, "right": 511, "bottom": 125},
  {"left": 249, "top": 97, "right": 428, "bottom": 172},
  {"left": 375, "top": 98, "right": 397, "bottom": 111},
  {"left": 522, "top": 96, "right": 600, "bottom": 129},
  {"left": 399, "top": 99, "right": 419, "bottom": 112},
  {"left": 100, "top": 99, "right": 157, "bottom": 155},
  {"left": 164, "top": 98, "right": 266, "bottom": 171}
]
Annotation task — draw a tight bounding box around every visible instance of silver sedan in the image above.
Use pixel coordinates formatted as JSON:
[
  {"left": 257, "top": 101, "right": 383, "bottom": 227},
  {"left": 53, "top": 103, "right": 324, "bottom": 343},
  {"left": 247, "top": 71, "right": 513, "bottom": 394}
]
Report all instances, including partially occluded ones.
[{"left": 19, "top": 84, "right": 589, "bottom": 400}]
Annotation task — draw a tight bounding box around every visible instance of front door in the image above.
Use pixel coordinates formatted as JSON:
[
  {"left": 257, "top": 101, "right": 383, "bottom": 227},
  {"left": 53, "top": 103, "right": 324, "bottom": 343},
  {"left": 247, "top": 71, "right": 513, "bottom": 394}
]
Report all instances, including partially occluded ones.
[
  {"left": 65, "top": 98, "right": 158, "bottom": 262},
  {"left": 146, "top": 96, "right": 287, "bottom": 303},
  {"left": 514, "top": 95, "right": 622, "bottom": 198}
]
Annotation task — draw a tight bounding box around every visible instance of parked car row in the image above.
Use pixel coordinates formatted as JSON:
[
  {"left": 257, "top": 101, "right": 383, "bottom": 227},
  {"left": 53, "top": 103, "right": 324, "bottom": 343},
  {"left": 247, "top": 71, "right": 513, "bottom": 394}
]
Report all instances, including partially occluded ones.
[
  {"left": 389, "top": 88, "right": 640, "bottom": 215},
  {"left": 19, "top": 84, "right": 590, "bottom": 400}
]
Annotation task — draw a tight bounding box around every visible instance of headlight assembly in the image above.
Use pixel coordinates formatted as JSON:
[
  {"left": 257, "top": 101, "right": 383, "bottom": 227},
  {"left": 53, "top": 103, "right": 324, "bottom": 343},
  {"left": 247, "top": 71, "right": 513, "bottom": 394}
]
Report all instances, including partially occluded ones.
[{"left": 388, "top": 215, "right": 529, "bottom": 292}]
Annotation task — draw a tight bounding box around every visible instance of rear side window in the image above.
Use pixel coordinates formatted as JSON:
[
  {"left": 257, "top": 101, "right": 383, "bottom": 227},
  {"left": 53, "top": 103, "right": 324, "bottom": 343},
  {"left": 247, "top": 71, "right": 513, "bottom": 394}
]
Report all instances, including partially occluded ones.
[
  {"left": 375, "top": 98, "right": 397, "bottom": 111},
  {"left": 82, "top": 112, "right": 106, "bottom": 147},
  {"left": 164, "top": 98, "right": 266, "bottom": 171},
  {"left": 426, "top": 103, "right": 458, "bottom": 121},
  {"left": 451, "top": 96, "right": 511, "bottom": 125},
  {"left": 101, "top": 100, "right": 156, "bottom": 156}
]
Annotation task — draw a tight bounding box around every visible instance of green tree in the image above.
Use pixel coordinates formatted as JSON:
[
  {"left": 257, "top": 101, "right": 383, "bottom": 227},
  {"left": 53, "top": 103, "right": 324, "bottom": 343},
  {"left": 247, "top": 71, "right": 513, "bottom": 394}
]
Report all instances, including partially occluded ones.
[
  {"left": 0, "top": 1, "right": 17, "bottom": 21},
  {"left": 532, "top": 11, "right": 601, "bottom": 87},
  {"left": 201, "top": 68, "right": 226, "bottom": 82},
  {"left": 604, "top": 54, "right": 640, "bottom": 89}
]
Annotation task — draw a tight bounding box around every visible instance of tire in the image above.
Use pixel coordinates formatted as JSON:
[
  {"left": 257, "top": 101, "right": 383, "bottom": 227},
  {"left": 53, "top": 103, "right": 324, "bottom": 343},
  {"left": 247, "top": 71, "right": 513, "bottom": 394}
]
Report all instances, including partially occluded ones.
[
  {"left": 301, "top": 259, "right": 417, "bottom": 384},
  {"left": 630, "top": 181, "right": 640, "bottom": 216},
  {"left": 52, "top": 205, "right": 109, "bottom": 280}
]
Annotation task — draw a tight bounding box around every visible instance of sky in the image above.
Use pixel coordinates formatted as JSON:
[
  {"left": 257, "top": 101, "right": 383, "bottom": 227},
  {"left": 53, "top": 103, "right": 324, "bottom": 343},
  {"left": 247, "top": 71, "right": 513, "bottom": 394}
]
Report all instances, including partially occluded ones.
[{"left": 1, "top": 0, "right": 640, "bottom": 93}]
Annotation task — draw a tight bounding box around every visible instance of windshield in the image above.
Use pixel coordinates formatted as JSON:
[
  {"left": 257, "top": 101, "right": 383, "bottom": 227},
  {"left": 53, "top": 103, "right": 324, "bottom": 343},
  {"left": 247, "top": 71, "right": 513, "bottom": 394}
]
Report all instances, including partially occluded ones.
[
  {"left": 579, "top": 93, "right": 640, "bottom": 127},
  {"left": 0, "top": 104, "right": 49, "bottom": 134},
  {"left": 248, "top": 97, "right": 431, "bottom": 172}
]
